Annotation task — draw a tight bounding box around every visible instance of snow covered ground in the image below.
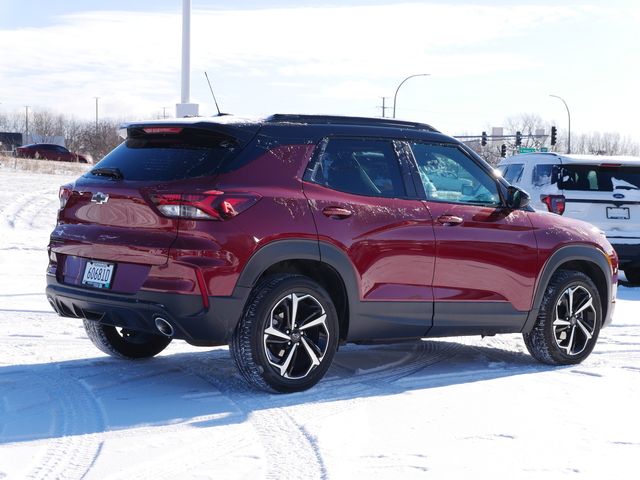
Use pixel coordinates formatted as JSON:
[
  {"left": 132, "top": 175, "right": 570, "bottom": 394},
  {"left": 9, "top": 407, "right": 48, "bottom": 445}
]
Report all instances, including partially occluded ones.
[{"left": 1, "top": 166, "right": 639, "bottom": 479}]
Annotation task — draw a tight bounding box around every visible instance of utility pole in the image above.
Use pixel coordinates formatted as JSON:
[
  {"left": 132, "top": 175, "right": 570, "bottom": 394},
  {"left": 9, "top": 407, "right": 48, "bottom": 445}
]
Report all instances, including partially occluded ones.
[
  {"left": 176, "top": 0, "right": 199, "bottom": 117},
  {"left": 93, "top": 97, "right": 100, "bottom": 132},
  {"left": 379, "top": 97, "right": 391, "bottom": 118},
  {"left": 162, "top": 106, "right": 169, "bottom": 119},
  {"left": 24, "top": 105, "right": 30, "bottom": 144}
]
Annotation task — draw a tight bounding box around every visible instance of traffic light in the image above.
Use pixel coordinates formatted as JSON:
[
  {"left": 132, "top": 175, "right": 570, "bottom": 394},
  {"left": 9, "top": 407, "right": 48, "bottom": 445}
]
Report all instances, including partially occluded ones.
[
  {"left": 551, "top": 126, "right": 557, "bottom": 146},
  {"left": 481, "top": 131, "right": 487, "bottom": 146},
  {"left": 515, "top": 131, "right": 522, "bottom": 146},
  {"left": 501, "top": 144, "right": 507, "bottom": 157}
]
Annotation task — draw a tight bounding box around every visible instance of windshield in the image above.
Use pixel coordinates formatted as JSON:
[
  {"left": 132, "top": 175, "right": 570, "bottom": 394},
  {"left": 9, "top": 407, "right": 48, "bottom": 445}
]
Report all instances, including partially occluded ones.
[{"left": 559, "top": 165, "right": 640, "bottom": 192}]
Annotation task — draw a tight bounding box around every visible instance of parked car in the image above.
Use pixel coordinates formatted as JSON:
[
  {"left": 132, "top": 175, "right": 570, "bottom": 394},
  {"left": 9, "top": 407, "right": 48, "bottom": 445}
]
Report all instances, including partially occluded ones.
[
  {"left": 498, "top": 152, "right": 640, "bottom": 284},
  {"left": 16, "top": 143, "right": 89, "bottom": 163},
  {"left": 46, "top": 115, "right": 618, "bottom": 393}
]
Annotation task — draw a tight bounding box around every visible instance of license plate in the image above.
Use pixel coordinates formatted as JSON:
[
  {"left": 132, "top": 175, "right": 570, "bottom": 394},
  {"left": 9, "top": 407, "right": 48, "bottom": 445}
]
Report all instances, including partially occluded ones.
[
  {"left": 82, "top": 261, "right": 115, "bottom": 289},
  {"left": 607, "top": 207, "right": 630, "bottom": 220}
]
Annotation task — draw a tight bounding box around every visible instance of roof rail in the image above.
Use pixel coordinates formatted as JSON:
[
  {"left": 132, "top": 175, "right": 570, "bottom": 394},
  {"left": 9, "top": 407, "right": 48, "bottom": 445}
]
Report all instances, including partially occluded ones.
[{"left": 264, "top": 114, "right": 439, "bottom": 132}]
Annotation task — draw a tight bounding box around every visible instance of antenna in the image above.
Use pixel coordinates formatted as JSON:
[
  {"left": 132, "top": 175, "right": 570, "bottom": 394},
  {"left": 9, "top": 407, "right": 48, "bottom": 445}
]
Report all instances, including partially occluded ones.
[{"left": 204, "top": 71, "right": 223, "bottom": 116}]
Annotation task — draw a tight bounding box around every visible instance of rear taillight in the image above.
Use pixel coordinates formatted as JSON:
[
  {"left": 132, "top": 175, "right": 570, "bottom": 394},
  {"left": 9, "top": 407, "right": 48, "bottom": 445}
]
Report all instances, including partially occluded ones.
[
  {"left": 541, "top": 194, "right": 565, "bottom": 215},
  {"left": 59, "top": 184, "right": 73, "bottom": 210},
  {"left": 150, "top": 191, "right": 261, "bottom": 220}
]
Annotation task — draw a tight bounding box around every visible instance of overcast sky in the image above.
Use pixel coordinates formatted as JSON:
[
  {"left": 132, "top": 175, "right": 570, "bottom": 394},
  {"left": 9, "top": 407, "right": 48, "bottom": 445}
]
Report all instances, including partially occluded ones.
[{"left": 0, "top": 0, "right": 638, "bottom": 139}]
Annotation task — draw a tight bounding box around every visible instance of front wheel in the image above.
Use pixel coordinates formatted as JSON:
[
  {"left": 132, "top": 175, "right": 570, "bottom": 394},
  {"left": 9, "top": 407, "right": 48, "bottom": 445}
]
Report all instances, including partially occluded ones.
[
  {"left": 230, "top": 274, "right": 339, "bottom": 393},
  {"left": 83, "top": 320, "right": 172, "bottom": 359},
  {"left": 523, "top": 270, "right": 602, "bottom": 365}
]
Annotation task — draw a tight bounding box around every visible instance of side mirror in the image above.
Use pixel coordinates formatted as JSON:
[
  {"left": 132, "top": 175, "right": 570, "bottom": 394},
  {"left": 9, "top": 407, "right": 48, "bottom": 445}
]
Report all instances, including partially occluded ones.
[{"left": 506, "top": 186, "right": 530, "bottom": 210}]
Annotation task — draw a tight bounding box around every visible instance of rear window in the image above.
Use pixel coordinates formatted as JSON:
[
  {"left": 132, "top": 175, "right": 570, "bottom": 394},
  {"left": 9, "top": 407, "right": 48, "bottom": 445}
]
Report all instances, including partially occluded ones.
[
  {"left": 502, "top": 163, "right": 524, "bottom": 184},
  {"left": 86, "top": 129, "right": 241, "bottom": 181},
  {"left": 559, "top": 165, "right": 640, "bottom": 192}
]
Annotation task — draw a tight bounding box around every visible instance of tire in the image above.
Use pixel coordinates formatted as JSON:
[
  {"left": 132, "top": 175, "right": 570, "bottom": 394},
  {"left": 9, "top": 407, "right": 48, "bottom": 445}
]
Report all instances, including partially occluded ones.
[
  {"left": 83, "top": 319, "right": 171, "bottom": 359},
  {"left": 230, "top": 274, "right": 339, "bottom": 393},
  {"left": 623, "top": 268, "right": 640, "bottom": 285},
  {"left": 523, "top": 270, "right": 602, "bottom": 365}
]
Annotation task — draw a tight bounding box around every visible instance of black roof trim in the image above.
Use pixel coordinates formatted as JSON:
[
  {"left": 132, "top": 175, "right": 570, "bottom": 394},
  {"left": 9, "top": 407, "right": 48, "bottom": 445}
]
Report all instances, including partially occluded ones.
[{"left": 264, "top": 114, "right": 439, "bottom": 133}]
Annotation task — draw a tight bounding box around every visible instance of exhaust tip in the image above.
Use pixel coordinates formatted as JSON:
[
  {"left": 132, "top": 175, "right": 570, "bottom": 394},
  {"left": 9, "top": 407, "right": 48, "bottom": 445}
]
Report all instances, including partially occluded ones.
[{"left": 154, "top": 317, "right": 174, "bottom": 337}]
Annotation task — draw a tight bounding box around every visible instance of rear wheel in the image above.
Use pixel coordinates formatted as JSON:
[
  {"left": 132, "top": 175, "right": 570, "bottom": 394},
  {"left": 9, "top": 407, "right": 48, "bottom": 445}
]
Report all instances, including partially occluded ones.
[
  {"left": 623, "top": 267, "right": 640, "bottom": 285},
  {"left": 523, "top": 270, "right": 602, "bottom": 365},
  {"left": 83, "top": 319, "right": 171, "bottom": 359},
  {"left": 230, "top": 274, "right": 339, "bottom": 393}
]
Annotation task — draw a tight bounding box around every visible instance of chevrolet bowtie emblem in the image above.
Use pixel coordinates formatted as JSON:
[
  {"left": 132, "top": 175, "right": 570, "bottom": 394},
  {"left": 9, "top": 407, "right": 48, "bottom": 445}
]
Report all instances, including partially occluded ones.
[{"left": 91, "top": 192, "right": 109, "bottom": 204}]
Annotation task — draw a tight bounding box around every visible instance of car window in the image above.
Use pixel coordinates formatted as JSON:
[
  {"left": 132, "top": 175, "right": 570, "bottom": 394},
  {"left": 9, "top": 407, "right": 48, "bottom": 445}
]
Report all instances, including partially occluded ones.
[
  {"left": 409, "top": 142, "right": 500, "bottom": 205},
  {"left": 309, "top": 138, "right": 405, "bottom": 198},
  {"left": 87, "top": 129, "right": 241, "bottom": 181},
  {"left": 560, "top": 165, "right": 640, "bottom": 192},
  {"left": 532, "top": 164, "right": 558, "bottom": 187},
  {"left": 503, "top": 163, "right": 524, "bottom": 184}
]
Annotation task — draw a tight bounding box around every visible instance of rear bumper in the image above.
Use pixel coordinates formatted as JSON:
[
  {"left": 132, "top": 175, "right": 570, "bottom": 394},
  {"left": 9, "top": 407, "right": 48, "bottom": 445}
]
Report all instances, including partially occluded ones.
[
  {"left": 45, "top": 276, "right": 250, "bottom": 346},
  {"left": 610, "top": 243, "right": 640, "bottom": 267}
]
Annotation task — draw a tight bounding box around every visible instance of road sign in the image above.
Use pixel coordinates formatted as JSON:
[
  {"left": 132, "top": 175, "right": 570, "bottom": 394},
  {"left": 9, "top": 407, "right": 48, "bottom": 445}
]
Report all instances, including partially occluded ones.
[
  {"left": 540, "top": 147, "right": 549, "bottom": 152},
  {"left": 519, "top": 147, "right": 536, "bottom": 153}
]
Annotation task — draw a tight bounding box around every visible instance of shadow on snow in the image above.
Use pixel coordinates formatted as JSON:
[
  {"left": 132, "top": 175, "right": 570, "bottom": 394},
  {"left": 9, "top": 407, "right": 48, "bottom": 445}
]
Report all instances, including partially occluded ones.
[{"left": 0, "top": 339, "right": 556, "bottom": 444}]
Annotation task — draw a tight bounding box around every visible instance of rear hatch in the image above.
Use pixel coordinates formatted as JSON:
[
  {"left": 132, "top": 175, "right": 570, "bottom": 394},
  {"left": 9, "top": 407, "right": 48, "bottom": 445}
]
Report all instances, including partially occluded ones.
[
  {"left": 50, "top": 122, "right": 259, "bottom": 277},
  {"left": 559, "top": 162, "right": 640, "bottom": 241}
]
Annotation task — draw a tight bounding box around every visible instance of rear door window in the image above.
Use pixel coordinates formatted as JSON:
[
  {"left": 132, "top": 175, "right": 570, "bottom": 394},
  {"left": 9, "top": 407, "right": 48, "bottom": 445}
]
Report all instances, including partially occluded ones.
[
  {"left": 559, "top": 165, "right": 640, "bottom": 192},
  {"left": 532, "top": 164, "right": 559, "bottom": 187},
  {"left": 309, "top": 138, "right": 406, "bottom": 198},
  {"left": 86, "top": 128, "right": 242, "bottom": 181}
]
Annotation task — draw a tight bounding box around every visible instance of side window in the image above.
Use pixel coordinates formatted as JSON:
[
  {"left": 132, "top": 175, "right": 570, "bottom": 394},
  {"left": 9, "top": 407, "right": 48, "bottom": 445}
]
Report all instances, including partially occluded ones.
[
  {"left": 309, "top": 138, "right": 406, "bottom": 198},
  {"left": 409, "top": 142, "right": 500, "bottom": 205},
  {"left": 503, "top": 163, "right": 524, "bottom": 184}
]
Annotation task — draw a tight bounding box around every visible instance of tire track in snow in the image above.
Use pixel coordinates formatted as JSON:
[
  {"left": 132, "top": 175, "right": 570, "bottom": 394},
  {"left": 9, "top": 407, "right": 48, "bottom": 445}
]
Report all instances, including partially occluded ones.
[
  {"left": 23, "top": 365, "right": 106, "bottom": 480},
  {"left": 176, "top": 354, "right": 328, "bottom": 480},
  {"left": 1, "top": 189, "right": 54, "bottom": 230},
  {"left": 328, "top": 339, "right": 465, "bottom": 387}
]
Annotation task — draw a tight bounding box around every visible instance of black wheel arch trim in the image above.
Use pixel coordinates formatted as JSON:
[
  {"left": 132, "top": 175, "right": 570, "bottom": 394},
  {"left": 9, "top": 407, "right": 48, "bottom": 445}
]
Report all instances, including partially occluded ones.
[
  {"left": 523, "top": 244, "right": 613, "bottom": 333},
  {"left": 235, "top": 238, "right": 359, "bottom": 306}
]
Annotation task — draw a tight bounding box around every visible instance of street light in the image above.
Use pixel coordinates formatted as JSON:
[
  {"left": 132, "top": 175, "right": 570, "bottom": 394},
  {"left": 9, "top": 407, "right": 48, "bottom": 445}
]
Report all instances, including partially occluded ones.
[
  {"left": 393, "top": 73, "right": 430, "bottom": 119},
  {"left": 549, "top": 94, "right": 571, "bottom": 154}
]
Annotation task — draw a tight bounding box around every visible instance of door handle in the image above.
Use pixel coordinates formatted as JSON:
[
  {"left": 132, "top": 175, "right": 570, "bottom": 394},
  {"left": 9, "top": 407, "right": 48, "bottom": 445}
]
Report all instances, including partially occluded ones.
[
  {"left": 322, "top": 206, "right": 353, "bottom": 219},
  {"left": 437, "top": 215, "right": 463, "bottom": 226}
]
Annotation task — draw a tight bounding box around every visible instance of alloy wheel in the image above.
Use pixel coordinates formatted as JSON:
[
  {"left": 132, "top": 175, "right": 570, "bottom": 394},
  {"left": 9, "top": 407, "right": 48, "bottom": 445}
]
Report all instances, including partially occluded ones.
[
  {"left": 552, "top": 285, "right": 597, "bottom": 356},
  {"left": 263, "top": 293, "right": 330, "bottom": 379}
]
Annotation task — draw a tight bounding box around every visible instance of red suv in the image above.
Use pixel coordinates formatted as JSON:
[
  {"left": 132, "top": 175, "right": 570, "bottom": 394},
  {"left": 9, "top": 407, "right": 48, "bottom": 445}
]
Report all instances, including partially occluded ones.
[
  {"left": 46, "top": 115, "right": 618, "bottom": 392},
  {"left": 17, "top": 143, "right": 89, "bottom": 163}
]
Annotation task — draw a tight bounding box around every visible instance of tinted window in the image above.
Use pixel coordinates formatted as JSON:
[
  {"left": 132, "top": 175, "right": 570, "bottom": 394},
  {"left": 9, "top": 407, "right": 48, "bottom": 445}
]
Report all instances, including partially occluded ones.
[
  {"left": 503, "top": 163, "right": 524, "bottom": 184},
  {"left": 309, "top": 138, "right": 405, "bottom": 197},
  {"left": 409, "top": 142, "right": 499, "bottom": 205},
  {"left": 86, "top": 129, "right": 240, "bottom": 181},
  {"left": 560, "top": 165, "right": 640, "bottom": 192}
]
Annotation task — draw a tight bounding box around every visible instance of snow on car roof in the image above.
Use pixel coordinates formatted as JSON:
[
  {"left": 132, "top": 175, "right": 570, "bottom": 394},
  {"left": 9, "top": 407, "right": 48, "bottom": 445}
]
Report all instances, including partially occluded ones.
[{"left": 500, "top": 152, "right": 640, "bottom": 165}]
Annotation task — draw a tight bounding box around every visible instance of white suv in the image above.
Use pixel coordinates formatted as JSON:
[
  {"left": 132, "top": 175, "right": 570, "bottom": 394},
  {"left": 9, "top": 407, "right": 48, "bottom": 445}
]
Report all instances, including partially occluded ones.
[{"left": 498, "top": 152, "right": 640, "bottom": 284}]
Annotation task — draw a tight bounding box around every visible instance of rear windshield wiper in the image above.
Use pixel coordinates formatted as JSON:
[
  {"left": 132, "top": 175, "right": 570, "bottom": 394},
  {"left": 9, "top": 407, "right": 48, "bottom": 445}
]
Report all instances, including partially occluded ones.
[{"left": 90, "top": 167, "right": 124, "bottom": 180}]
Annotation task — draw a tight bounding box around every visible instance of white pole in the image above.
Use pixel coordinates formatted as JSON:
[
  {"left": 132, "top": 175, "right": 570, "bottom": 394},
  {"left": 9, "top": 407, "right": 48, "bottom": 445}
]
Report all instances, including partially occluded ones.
[{"left": 181, "top": 0, "right": 191, "bottom": 104}]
